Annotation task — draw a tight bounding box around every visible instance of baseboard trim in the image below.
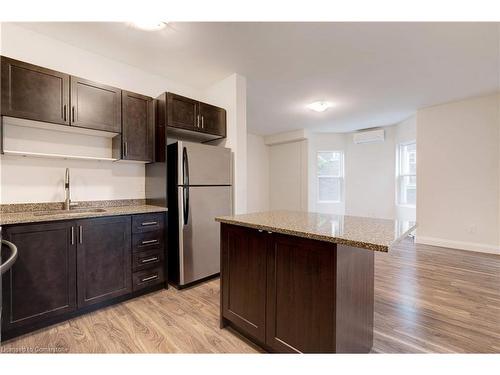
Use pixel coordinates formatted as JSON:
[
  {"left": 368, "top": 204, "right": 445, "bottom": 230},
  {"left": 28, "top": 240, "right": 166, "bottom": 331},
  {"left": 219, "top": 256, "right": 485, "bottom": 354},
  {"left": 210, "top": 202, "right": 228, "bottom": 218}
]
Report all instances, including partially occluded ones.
[{"left": 416, "top": 236, "right": 500, "bottom": 255}]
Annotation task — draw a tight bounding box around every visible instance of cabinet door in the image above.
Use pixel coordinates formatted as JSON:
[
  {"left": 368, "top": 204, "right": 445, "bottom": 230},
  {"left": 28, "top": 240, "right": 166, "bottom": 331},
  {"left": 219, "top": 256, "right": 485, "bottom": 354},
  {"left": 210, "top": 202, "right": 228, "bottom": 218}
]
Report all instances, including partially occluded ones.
[
  {"left": 70, "top": 76, "right": 121, "bottom": 132},
  {"left": 221, "top": 224, "right": 267, "bottom": 343},
  {"left": 1, "top": 56, "right": 70, "bottom": 125},
  {"left": 167, "top": 93, "right": 198, "bottom": 131},
  {"left": 122, "top": 91, "right": 154, "bottom": 162},
  {"left": 1, "top": 221, "right": 76, "bottom": 331},
  {"left": 199, "top": 102, "right": 226, "bottom": 137},
  {"left": 266, "top": 234, "right": 336, "bottom": 353},
  {"left": 76, "top": 216, "right": 131, "bottom": 308}
]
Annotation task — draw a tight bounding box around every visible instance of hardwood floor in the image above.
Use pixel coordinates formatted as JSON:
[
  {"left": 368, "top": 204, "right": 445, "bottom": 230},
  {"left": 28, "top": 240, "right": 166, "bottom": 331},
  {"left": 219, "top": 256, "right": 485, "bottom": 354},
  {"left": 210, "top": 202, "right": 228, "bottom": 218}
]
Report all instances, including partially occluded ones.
[{"left": 1, "top": 238, "right": 499, "bottom": 353}]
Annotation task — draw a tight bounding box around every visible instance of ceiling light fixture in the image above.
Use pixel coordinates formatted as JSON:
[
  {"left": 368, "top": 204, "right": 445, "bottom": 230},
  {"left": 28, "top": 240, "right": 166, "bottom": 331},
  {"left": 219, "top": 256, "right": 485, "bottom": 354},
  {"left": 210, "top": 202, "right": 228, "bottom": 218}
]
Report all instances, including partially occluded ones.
[
  {"left": 306, "top": 101, "right": 334, "bottom": 112},
  {"left": 130, "top": 21, "right": 167, "bottom": 31}
]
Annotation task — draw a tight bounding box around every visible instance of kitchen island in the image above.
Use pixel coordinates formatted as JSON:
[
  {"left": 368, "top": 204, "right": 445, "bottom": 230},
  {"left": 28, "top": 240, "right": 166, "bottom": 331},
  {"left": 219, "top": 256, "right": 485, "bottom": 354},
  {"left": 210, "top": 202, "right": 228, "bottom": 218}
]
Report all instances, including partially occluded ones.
[{"left": 215, "top": 210, "right": 415, "bottom": 353}]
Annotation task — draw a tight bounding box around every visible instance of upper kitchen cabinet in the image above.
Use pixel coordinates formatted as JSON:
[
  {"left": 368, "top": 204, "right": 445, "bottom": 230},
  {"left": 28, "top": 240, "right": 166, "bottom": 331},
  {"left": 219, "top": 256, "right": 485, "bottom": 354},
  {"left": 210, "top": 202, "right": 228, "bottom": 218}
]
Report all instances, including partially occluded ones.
[
  {"left": 167, "top": 93, "right": 199, "bottom": 131},
  {"left": 121, "top": 91, "right": 154, "bottom": 162},
  {"left": 155, "top": 92, "right": 227, "bottom": 161},
  {"left": 70, "top": 76, "right": 122, "bottom": 133},
  {"left": 1, "top": 56, "right": 70, "bottom": 125},
  {"left": 198, "top": 102, "right": 226, "bottom": 137}
]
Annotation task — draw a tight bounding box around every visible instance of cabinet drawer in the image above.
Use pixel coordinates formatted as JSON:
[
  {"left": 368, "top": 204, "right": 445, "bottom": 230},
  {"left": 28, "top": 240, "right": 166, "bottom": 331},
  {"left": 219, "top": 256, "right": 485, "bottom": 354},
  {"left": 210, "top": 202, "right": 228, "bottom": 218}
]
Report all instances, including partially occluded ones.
[
  {"left": 133, "top": 266, "right": 164, "bottom": 291},
  {"left": 132, "top": 248, "right": 164, "bottom": 271},
  {"left": 132, "top": 231, "right": 164, "bottom": 253},
  {"left": 132, "top": 213, "right": 165, "bottom": 233}
]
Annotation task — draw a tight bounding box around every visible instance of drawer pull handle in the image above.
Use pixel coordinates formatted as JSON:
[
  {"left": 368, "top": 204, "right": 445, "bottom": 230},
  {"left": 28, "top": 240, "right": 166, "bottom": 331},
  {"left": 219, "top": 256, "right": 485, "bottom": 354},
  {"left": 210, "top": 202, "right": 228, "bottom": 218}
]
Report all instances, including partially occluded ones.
[
  {"left": 141, "top": 257, "right": 159, "bottom": 264},
  {"left": 141, "top": 239, "right": 158, "bottom": 245},
  {"left": 141, "top": 221, "right": 158, "bottom": 226},
  {"left": 141, "top": 275, "right": 159, "bottom": 282}
]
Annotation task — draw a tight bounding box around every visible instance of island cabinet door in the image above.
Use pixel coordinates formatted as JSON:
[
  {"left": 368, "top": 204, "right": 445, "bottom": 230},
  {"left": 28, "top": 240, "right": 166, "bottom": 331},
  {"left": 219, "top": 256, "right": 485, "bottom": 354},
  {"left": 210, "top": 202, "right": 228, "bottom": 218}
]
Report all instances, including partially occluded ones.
[
  {"left": 266, "top": 234, "right": 336, "bottom": 353},
  {"left": 76, "top": 216, "right": 132, "bottom": 308},
  {"left": 221, "top": 224, "right": 268, "bottom": 343}
]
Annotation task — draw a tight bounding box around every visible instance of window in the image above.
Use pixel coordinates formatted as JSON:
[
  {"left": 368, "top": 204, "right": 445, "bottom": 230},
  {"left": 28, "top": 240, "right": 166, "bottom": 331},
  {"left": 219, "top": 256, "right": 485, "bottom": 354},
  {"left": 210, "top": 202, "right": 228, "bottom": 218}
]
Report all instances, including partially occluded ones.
[
  {"left": 317, "top": 151, "right": 344, "bottom": 203},
  {"left": 397, "top": 142, "right": 416, "bottom": 206}
]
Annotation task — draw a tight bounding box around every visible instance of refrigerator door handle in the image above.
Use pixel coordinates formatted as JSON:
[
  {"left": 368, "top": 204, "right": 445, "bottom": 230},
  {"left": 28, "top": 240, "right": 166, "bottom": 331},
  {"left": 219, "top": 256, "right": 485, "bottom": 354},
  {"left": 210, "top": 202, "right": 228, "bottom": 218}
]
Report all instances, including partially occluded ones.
[
  {"left": 182, "top": 146, "right": 189, "bottom": 186},
  {"left": 183, "top": 186, "right": 189, "bottom": 225}
]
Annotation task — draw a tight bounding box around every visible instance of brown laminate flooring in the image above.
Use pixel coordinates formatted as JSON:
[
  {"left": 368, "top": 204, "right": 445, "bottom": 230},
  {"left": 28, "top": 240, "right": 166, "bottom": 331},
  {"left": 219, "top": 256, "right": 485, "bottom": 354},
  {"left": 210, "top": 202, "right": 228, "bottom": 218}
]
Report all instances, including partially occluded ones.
[{"left": 1, "top": 238, "right": 499, "bottom": 353}]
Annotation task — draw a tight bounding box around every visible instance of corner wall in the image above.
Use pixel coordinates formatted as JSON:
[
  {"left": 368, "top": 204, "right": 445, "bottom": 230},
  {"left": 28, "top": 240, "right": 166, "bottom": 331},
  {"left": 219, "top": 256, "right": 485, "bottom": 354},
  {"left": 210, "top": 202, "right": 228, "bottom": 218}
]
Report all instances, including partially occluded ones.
[{"left": 416, "top": 93, "right": 500, "bottom": 254}]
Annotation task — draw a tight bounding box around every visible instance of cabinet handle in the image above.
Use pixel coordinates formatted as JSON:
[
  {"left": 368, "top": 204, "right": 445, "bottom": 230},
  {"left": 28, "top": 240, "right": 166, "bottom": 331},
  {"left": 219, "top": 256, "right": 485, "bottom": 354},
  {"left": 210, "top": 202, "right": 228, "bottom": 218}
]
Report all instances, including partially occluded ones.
[
  {"left": 63, "top": 105, "right": 67, "bottom": 122},
  {"left": 72, "top": 106, "right": 75, "bottom": 123},
  {"left": 141, "top": 257, "right": 159, "bottom": 264},
  {"left": 141, "top": 239, "right": 158, "bottom": 245},
  {"left": 79, "top": 226, "right": 83, "bottom": 244},
  {"left": 141, "top": 221, "right": 158, "bottom": 226},
  {"left": 201, "top": 115, "right": 204, "bottom": 129},
  {"left": 123, "top": 141, "right": 128, "bottom": 157},
  {"left": 71, "top": 227, "right": 75, "bottom": 245},
  {"left": 196, "top": 114, "right": 200, "bottom": 128},
  {"left": 141, "top": 274, "right": 159, "bottom": 282}
]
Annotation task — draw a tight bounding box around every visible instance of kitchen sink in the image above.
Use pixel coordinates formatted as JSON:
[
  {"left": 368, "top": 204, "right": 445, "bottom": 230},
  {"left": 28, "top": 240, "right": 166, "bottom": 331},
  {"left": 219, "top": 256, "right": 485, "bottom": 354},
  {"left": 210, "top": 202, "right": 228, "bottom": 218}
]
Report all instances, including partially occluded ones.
[{"left": 33, "top": 208, "right": 107, "bottom": 216}]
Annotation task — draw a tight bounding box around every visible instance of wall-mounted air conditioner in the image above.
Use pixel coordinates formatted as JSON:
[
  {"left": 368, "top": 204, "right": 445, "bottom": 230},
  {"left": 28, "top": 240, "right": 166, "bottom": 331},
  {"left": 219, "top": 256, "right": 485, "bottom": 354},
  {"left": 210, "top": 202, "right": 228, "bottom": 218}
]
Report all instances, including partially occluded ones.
[{"left": 353, "top": 129, "right": 385, "bottom": 144}]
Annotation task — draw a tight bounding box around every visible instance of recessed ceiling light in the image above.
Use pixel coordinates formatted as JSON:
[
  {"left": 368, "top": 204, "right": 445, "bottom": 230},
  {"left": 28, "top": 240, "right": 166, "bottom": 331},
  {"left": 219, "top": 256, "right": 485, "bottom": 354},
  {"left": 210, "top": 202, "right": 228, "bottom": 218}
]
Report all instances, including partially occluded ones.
[
  {"left": 130, "top": 21, "right": 167, "bottom": 31},
  {"left": 307, "top": 101, "right": 334, "bottom": 112}
]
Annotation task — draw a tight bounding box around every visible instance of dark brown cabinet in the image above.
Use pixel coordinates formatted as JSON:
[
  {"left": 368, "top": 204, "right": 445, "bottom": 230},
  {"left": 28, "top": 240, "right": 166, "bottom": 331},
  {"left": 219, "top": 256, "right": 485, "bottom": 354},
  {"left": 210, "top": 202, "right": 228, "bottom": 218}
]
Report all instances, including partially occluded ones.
[
  {"left": 1, "top": 212, "right": 166, "bottom": 339},
  {"left": 120, "top": 91, "right": 154, "bottom": 162},
  {"left": 1, "top": 221, "right": 77, "bottom": 331},
  {"left": 198, "top": 102, "right": 226, "bottom": 137},
  {"left": 76, "top": 216, "right": 132, "bottom": 308},
  {"left": 220, "top": 223, "right": 375, "bottom": 353},
  {"left": 1, "top": 56, "right": 70, "bottom": 125},
  {"left": 266, "top": 234, "right": 336, "bottom": 353},
  {"left": 167, "top": 93, "right": 199, "bottom": 131},
  {"left": 221, "top": 224, "right": 268, "bottom": 343},
  {"left": 70, "top": 76, "right": 122, "bottom": 133}
]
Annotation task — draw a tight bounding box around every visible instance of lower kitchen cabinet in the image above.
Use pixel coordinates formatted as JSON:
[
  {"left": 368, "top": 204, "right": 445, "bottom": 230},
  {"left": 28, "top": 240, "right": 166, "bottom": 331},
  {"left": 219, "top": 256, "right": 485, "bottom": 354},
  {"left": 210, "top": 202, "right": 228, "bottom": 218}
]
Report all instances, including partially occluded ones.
[
  {"left": 1, "top": 221, "right": 77, "bottom": 331},
  {"left": 76, "top": 216, "right": 132, "bottom": 308},
  {"left": 1, "top": 211, "right": 166, "bottom": 339},
  {"left": 220, "top": 223, "right": 374, "bottom": 353},
  {"left": 221, "top": 224, "right": 267, "bottom": 343}
]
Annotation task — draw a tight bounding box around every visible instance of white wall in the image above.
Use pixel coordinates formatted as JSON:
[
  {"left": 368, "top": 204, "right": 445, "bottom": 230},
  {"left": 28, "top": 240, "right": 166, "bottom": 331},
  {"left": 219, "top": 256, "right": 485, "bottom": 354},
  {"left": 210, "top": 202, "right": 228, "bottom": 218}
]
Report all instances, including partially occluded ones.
[
  {"left": 204, "top": 74, "right": 247, "bottom": 214},
  {"left": 269, "top": 139, "right": 308, "bottom": 211},
  {"left": 247, "top": 133, "right": 269, "bottom": 213},
  {"left": 308, "top": 124, "right": 409, "bottom": 220},
  {"left": 345, "top": 127, "right": 396, "bottom": 219},
  {"left": 417, "top": 93, "right": 500, "bottom": 254}
]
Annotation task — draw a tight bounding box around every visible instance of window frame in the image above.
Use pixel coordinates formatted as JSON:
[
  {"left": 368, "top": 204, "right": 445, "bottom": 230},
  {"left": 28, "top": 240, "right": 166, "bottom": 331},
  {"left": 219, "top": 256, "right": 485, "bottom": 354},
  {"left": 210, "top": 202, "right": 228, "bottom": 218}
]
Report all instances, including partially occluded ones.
[
  {"left": 396, "top": 141, "right": 417, "bottom": 207},
  {"left": 316, "top": 150, "right": 345, "bottom": 204}
]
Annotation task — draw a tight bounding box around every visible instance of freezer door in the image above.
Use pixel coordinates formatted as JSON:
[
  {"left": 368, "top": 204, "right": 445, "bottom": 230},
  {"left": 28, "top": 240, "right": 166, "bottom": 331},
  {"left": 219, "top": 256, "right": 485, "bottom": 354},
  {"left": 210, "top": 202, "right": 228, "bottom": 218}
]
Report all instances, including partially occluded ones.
[
  {"left": 178, "top": 141, "right": 231, "bottom": 186},
  {"left": 178, "top": 185, "right": 232, "bottom": 285}
]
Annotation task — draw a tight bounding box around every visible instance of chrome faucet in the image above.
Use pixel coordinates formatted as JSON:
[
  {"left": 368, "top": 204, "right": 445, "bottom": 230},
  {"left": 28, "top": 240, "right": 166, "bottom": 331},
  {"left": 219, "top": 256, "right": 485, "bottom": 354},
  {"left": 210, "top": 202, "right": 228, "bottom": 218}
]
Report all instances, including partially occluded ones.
[{"left": 63, "top": 168, "right": 77, "bottom": 211}]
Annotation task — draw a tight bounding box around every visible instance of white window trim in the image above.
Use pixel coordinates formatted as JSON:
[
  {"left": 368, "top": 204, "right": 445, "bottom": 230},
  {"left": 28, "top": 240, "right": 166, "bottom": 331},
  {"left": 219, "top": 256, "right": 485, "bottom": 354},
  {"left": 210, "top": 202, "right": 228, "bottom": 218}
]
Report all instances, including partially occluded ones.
[
  {"left": 396, "top": 141, "right": 416, "bottom": 208},
  {"left": 317, "top": 150, "right": 344, "bottom": 204}
]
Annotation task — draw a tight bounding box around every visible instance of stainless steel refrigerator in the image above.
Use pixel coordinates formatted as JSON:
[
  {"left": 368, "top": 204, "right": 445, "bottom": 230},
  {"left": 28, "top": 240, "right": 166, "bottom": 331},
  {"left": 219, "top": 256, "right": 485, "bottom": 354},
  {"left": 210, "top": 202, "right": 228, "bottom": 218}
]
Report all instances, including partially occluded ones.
[{"left": 166, "top": 141, "right": 232, "bottom": 288}]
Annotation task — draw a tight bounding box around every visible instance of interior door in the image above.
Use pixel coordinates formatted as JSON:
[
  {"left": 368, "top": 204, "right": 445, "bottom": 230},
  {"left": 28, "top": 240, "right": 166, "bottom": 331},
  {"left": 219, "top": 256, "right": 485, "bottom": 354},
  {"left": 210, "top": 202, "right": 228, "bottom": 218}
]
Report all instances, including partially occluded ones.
[{"left": 179, "top": 185, "right": 232, "bottom": 285}]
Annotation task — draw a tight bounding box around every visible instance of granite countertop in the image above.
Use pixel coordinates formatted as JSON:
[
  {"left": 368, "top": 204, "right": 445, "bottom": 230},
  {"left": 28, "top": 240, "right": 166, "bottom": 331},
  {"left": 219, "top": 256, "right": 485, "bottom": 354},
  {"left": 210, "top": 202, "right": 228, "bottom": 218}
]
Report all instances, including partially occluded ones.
[
  {"left": 0, "top": 199, "right": 168, "bottom": 226},
  {"left": 216, "top": 210, "right": 416, "bottom": 252}
]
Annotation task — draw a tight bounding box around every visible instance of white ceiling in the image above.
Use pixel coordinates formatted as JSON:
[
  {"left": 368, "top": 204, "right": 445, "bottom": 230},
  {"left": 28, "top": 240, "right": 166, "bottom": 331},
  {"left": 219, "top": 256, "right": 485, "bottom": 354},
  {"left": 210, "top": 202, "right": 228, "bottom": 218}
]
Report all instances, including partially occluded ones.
[{"left": 14, "top": 22, "right": 500, "bottom": 135}]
